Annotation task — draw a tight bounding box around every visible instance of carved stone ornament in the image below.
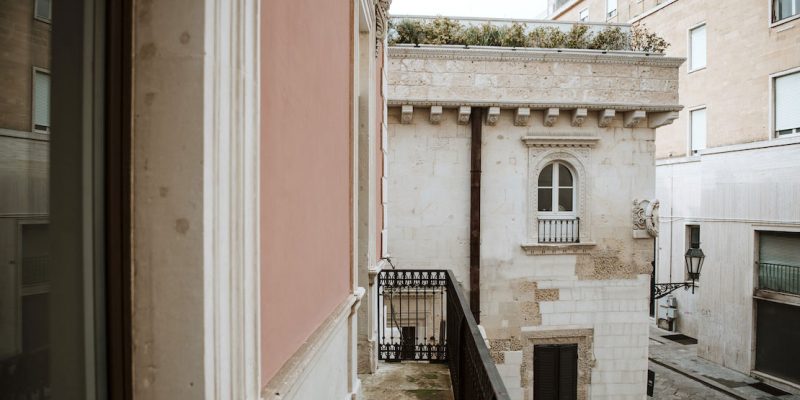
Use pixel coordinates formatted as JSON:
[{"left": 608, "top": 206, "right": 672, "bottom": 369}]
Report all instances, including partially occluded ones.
[
  {"left": 544, "top": 108, "right": 560, "bottom": 127},
  {"left": 375, "top": 0, "right": 392, "bottom": 53},
  {"left": 487, "top": 106, "right": 500, "bottom": 126},
  {"left": 515, "top": 107, "right": 531, "bottom": 126},
  {"left": 429, "top": 106, "right": 442, "bottom": 124},
  {"left": 632, "top": 199, "right": 659, "bottom": 238},
  {"left": 458, "top": 106, "right": 471, "bottom": 125},
  {"left": 571, "top": 108, "right": 588, "bottom": 127},
  {"left": 401, "top": 105, "right": 413, "bottom": 124}
]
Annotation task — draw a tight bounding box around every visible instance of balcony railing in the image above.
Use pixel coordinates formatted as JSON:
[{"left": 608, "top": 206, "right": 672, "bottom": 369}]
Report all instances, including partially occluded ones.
[
  {"left": 759, "top": 262, "right": 800, "bottom": 296},
  {"left": 538, "top": 216, "right": 580, "bottom": 244},
  {"left": 378, "top": 269, "right": 510, "bottom": 400}
]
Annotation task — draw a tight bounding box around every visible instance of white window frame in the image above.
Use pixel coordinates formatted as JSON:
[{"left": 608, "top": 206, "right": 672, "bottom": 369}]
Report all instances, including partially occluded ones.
[
  {"left": 537, "top": 161, "right": 577, "bottom": 217},
  {"left": 31, "top": 67, "right": 51, "bottom": 134},
  {"left": 770, "top": 0, "right": 800, "bottom": 27},
  {"left": 579, "top": 8, "right": 589, "bottom": 22},
  {"left": 770, "top": 67, "right": 800, "bottom": 139},
  {"left": 34, "top": 0, "right": 52, "bottom": 23},
  {"left": 688, "top": 106, "right": 707, "bottom": 155},
  {"left": 606, "top": 0, "right": 618, "bottom": 18},
  {"left": 687, "top": 22, "right": 707, "bottom": 73}
]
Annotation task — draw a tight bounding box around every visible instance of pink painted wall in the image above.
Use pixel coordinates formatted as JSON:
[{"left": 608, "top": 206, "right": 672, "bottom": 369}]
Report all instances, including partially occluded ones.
[{"left": 261, "top": 0, "right": 353, "bottom": 385}]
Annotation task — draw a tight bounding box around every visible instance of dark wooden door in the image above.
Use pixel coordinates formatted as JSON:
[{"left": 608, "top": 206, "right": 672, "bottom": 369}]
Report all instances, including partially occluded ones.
[{"left": 534, "top": 344, "right": 578, "bottom": 400}]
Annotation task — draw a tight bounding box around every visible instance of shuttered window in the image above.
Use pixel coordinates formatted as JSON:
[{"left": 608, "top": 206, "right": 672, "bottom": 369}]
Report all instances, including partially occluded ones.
[
  {"left": 758, "top": 232, "right": 800, "bottom": 295},
  {"left": 33, "top": 70, "right": 51, "bottom": 132},
  {"left": 690, "top": 108, "right": 706, "bottom": 153},
  {"left": 689, "top": 24, "right": 707, "bottom": 71},
  {"left": 534, "top": 344, "right": 578, "bottom": 400},
  {"left": 775, "top": 71, "right": 800, "bottom": 136}
]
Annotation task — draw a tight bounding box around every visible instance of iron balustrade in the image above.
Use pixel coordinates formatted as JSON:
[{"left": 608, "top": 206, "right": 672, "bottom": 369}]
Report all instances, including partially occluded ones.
[
  {"left": 538, "top": 216, "right": 580, "bottom": 243},
  {"left": 378, "top": 269, "right": 510, "bottom": 400},
  {"left": 759, "top": 262, "right": 800, "bottom": 296}
]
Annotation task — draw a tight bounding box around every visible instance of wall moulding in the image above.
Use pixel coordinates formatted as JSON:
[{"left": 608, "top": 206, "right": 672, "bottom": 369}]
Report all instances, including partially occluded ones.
[
  {"left": 387, "top": 100, "right": 683, "bottom": 113},
  {"left": 521, "top": 136, "right": 600, "bottom": 148}
]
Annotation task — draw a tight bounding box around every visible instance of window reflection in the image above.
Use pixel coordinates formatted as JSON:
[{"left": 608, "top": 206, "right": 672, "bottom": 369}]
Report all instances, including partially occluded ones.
[{"left": 0, "top": 0, "right": 51, "bottom": 397}]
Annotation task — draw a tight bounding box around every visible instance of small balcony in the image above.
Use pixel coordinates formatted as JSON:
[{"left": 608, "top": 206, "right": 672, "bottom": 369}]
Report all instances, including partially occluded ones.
[
  {"left": 758, "top": 262, "right": 800, "bottom": 296},
  {"left": 537, "top": 216, "right": 580, "bottom": 244},
  {"left": 362, "top": 270, "right": 510, "bottom": 400}
]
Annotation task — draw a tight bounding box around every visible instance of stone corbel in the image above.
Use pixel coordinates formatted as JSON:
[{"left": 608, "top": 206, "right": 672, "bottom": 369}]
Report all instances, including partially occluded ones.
[
  {"left": 515, "top": 107, "right": 531, "bottom": 126},
  {"left": 487, "top": 106, "right": 500, "bottom": 126},
  {"left": 544, "top": 108, "right": 560, "bottom": 127},
  {"left": 401, "top": 105, "right": 413, "bottom": 124},
  {"left": 458, "top": 106, "right": 471, "bottom": 125},
  {"left": 624, "top": 110, "right": 646, "bottom": 128},
  {"left": 598, "top": 109, "right": 615, "bottom": 128},
  {"left": 429, "top": 106, "right": 442, "bottom": 124},
  {"left": 571, "top": 108, "right": 588, "bottom": 127},
  {"left": 648, "top": 111, "right": 679, "bottom": 128}
]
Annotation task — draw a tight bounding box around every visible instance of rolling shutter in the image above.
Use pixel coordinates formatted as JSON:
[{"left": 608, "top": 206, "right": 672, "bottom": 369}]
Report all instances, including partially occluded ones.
[{"left": 775, "top": 72, "right": 800, "bottom": 133}]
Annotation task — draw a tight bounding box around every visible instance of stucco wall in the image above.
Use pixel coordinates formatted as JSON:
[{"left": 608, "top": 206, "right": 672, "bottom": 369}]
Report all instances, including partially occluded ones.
[
  {"left": 655, "top": 139, "right": 800, "bottom": 374},
  {"left": 261, "top": 0, "right": 353, "bottom": 385}
]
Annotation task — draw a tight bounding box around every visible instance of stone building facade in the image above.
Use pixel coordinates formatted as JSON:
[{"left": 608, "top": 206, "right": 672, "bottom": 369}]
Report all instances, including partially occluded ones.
[
  {"left": 386, "top": 43, "right": 682, "bottom": 399},
  {"left": 550, "top": 0, "right": 800, "bottom": 390}
]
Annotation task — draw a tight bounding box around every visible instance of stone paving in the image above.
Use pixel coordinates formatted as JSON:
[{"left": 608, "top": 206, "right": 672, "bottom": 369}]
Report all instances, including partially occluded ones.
[
  {"left": 360, "top": 362, "right": 453, "bottom": 400},
  {"left": 649, "top": 326, "right": 800, "bottom": 400}
]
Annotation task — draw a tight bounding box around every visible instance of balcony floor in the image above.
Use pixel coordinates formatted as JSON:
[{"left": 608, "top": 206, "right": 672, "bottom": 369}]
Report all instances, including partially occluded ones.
[{"left": 360, "top": 361, "right": 454, "bottom": 400}]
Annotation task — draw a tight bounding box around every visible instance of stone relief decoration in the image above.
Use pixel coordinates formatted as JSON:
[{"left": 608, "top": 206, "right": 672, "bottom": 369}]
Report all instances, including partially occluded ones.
[
  {"left": 632, "top": 198, "right": 659, "bottom": 238},
  {"left": 514, "top": 107, "right": 531, "bottom": 126},
  {"left": 486, "top": 106, "right": 500, "bottom": 126},
  {"left": 400, "top": 105, "right": 413, "bottom": 124},
  {"left": 375, "top": 0, "right": 392, "bottom": 54}
]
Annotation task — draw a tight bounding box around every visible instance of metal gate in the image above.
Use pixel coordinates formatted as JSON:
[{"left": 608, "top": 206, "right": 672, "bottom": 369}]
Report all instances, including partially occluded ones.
[{"left": 377, "top": 270, "right": 447, "bottom": 361}]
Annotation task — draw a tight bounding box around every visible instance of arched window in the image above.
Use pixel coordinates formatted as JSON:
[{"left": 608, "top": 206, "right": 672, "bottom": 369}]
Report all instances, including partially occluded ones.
[{"left": 538, "top": 161, "right": 575, "bottom": 213}]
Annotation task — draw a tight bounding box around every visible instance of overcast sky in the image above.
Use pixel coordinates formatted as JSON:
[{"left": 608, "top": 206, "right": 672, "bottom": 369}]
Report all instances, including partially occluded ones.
[{"left": 390, "top": 0, "right": 549, "bottom": 20}]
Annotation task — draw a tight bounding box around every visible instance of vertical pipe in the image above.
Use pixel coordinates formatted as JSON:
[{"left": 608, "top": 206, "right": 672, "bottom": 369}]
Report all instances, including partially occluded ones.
[{"left": 470, "top": 107, "right": 483, "bottom": 324}]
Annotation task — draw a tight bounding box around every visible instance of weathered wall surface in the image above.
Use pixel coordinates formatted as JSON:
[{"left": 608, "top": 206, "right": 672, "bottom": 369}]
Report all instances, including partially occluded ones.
[
  {"left": 656, "top": 139, "right": 800, "bottom": 374},
  {"left": 261, "top": 0, "right": 354, "bottom": 386},
  {"left": 387, "top": 48, "right": 679, "bottom": 399},
  {"left": 388, "top": 47, "right": 682, "bottom": 108}
]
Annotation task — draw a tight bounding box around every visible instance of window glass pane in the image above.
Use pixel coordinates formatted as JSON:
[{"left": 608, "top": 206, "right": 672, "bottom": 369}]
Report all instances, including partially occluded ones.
[
  {"left": 691, "top": 108, "right": 706, "bottom": 152},
  {"left": 538, "top": 188, "right": 553, "bottom": 212},
  {"left": 558, "top": 164, "right": 573, "bottom": 187},
  {"left": 558, "top": 188, "right": 573, "bottom": 212},
  {"left": 775, "top": 72, "right": 800, "bottom": 133},
  {"left": 607, "top": 0, "right": 617, "bottom": 14},
  {"left": 538, "top": 164, "right": 553, "bottom": 187},
  {"left": 34, "top": 71, "right": 51, "bottom": 130},
  {"left": 580, "top": 8, "right": 589, "bottom": 21},
  {"left": 35, "top": 0, "right": 52, "bottom": 21},
  {"left": 690, "top": 25, "right": 706, "bottom": 70},
  {"left": 775, "top": 0, "right": 799, "bottom": 21}
]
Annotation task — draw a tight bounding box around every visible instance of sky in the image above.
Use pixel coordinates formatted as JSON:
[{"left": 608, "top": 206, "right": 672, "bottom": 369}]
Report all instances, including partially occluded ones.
[{"left": 390, "top": 0, "right": 549, "bottom": 20}]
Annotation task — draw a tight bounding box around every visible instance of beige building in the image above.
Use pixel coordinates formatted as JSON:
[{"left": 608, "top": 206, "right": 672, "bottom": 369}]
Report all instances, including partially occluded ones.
[
  {"left": 386, "top": 20, "right": 683, "bottom": 398},
  {"left": 551, "top": 0, "right": 800, "bottom": 391}
]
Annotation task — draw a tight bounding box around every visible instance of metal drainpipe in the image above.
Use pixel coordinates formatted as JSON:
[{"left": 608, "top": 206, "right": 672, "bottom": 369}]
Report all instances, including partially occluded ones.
[{"left": 470, "top": 107, "right": 483, "bottom": 324}]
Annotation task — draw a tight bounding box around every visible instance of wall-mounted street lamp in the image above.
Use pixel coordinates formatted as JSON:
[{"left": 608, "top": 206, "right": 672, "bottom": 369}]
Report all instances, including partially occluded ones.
[{"left": 653, "top": 246, "right": 706, "bottom": 299}]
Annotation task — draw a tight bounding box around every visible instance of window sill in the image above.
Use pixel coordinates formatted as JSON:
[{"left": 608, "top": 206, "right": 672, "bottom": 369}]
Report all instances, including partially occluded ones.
[
  {"left": 753, "top": 289, "right": 800, "bottom": 307},
  {"left": 521, "top": 242, "right": 596, "bottom": 255},
  {"left": 771, "top": 13, "right": 800, "bottom": 29},
  {"left": 688, "top": 66, "right": 706, "bottom": 74}
]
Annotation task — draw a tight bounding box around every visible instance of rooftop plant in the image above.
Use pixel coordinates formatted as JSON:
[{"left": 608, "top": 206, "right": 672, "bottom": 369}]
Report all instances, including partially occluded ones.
[{"left": 388, "top": 17, "right": 670, "bottom": 53}]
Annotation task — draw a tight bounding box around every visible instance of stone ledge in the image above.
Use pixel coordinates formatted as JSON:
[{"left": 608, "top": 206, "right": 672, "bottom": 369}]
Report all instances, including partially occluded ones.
[
  {"left": 521, "top": 136, "right": 600, "bottom": 148},
  {"left": 387, "top": 99, "right": 683, "bottom": 113},
  {"left": 521, "top": 242, "right": 597, "bottom": 255}
]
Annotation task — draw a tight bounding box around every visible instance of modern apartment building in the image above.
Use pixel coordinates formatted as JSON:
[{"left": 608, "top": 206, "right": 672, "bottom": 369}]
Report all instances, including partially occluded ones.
[{"left": 551, "top": 0, "right": 800, "bottom": 391}]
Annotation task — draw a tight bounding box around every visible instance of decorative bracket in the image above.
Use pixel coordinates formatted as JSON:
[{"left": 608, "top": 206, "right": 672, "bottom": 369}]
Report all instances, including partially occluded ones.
[
  {"left": 632, "top": 199, "right": 660, "bottom": 238},
  {"left": 429, "top": 106, "right": 442, "bottom": 124},
  {"left": 487, "top": 106, "right": 500, "bottom": 126},
  {"left": 544, "top": 108, "right": 560, "bottom": 127},
  {"left": 654, "top": 282, "right": 695, "bottom": 299},
  {"left": 401, "top": 105, "right": 413, "bottom": 124},
  {"left": 515, "top": 107, "right": 531, "bottom": 126},
  {"left": 571, "top": 108, "right": 588, "bottom": 127},
  {"left": 648, "top": 111, "right": 679, "bottom": 128},
  {"left": 598, "top": 109, "right": 615, "bottom": 128},
  {"left": 458, "top": 106, "right": 471, "bottom": 125},
  {"left": 624, "top": 110, "right": 646, "bottom": 128}
]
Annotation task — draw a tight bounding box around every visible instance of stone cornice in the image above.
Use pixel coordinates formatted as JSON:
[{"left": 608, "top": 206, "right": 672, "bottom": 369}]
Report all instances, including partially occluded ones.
[
  {"left": 520, "top": 242, "right": 597, "bottom": 255},
  {"left": 521, "top": 136, "right": 600, "bottom": 148},
  {"left": 388, "top": 45, "right": 686, "bottom": 67},
  {"left": 387, "top": 99, "right": 683, "bottom": 113}
]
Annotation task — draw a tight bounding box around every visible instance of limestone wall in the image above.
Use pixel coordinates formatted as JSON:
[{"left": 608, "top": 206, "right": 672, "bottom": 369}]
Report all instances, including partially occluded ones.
[{"left": 386, "top": 46, "right": 679, "bottom": 399}]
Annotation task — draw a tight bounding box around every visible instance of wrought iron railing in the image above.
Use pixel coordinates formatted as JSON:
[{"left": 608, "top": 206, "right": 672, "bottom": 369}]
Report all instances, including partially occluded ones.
[
  {"left": 759, "top": 262, "right": 800, "bottom": 296},
  {"left": 538, "top": 216, "right": 580, "bottom": 243},
  {"left": 377, "top": 269, "right": 510, "bottom": 399}
]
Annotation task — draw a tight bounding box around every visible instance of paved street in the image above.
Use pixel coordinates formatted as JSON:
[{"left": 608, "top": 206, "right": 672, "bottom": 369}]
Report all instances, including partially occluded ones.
[{"left": 650, "top": 361, "right": 734, "bottom": 400}]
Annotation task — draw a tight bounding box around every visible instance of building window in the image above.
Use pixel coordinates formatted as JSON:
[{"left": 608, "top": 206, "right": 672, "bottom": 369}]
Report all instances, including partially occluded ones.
[
  {"left": 538, "top": 161, "right": 575, "bottom": 213},
  {"left": 34, "top": 0, "right": 52, "bottom": 22},
  {"left": 758, "top": 231, "right": 800, "bottom": 296},
  {"left": 579, "top": 8, "right": 589, "bottom": 22},
  {"left": 773, "top": 0, "right": 800, "bottom": 23},
  {"left": 534, "top": 344, "right": 578, "bottom": 399},
  {"left": 607, "top": 0, "right": 617, "bottom": 17},
  {"left": 774, "top": 71, "right": 800, "bottom": 137},
  {"left": 33, "top": 69, "right": 51, "bottom": 133},
  {"left": 690, "top": 108, "right": 706, "bottom": 154},
  {"left": 689, "top": 24, "right": 706, "bottom": 71}
]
